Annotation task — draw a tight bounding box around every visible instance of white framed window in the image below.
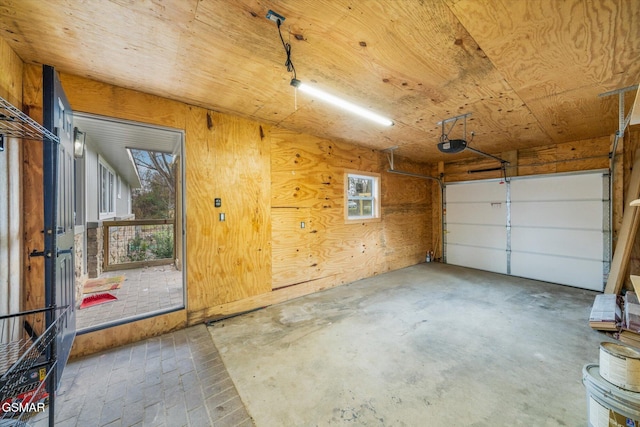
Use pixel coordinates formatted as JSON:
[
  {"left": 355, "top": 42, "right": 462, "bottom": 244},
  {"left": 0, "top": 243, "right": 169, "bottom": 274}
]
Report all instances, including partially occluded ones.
[
  {"left": 99, "top": 158, "right": 116, "bottom": 219},
  {"left": 344, "top": 170, "right": 380, "bottom": 223}
]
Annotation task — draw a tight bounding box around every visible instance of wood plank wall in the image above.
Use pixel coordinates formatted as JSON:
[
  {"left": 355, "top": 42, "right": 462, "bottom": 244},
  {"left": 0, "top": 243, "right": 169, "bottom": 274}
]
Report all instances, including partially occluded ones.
[
  {"left": 270, "top": 129, "right": 433, "bottom": 286},
  {"left": 184, "top": 108, "right": 272, "bottom": 315},
  {"left": 189, "top": 128, "right": 434, "bottom": 322},
  {"left": 21, "top": 63, "right": 46, "bottom": 314},
  {"left": 0, "top": 37, "right": 22, "bottom": 106}
]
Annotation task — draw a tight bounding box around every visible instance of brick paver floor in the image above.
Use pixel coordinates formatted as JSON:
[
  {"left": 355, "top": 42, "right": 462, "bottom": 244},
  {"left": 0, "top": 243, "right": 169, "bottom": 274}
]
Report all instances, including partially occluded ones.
[
  {"left": 32, "top": 324, "right": 254, "bottom": 427},
  {"left": 76, "top": 265, "right": 183, "bottom": 331}
]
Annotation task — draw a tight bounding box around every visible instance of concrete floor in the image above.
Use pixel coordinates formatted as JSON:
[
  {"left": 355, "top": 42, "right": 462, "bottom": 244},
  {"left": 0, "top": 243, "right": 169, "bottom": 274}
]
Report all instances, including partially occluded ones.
[{"left": 208, "top": 263, "right": 611, "bottom": 426}]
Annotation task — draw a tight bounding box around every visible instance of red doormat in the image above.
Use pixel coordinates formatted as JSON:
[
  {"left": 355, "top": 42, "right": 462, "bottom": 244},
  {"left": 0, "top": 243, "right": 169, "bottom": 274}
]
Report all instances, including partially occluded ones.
[{"left": 80, "top": 293, "right": 118, "bottom": 309}]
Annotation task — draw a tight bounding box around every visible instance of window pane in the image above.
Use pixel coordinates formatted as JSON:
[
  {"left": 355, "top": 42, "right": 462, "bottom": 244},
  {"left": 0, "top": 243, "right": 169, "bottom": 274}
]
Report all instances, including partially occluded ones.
[
  {"left": 348, "top": 176, "right": 374, "bottom": 197},
  {"left": 347, "top": 199, "right": 374, "bottom": 218},
  {"left": 99, "top": 163, "right": 117, "bottom": 215},
  {"left": 348, "top": 177, "right": 356, "bottom": 196},
  {"left": 345, "top": 172, "right": 379, "bottom": 221},
  {"left": 347, "top": 199, "right": 359, "bottom": 217},
  {"left": 361, "top": 199, "right": 373, "bottom": 216}
]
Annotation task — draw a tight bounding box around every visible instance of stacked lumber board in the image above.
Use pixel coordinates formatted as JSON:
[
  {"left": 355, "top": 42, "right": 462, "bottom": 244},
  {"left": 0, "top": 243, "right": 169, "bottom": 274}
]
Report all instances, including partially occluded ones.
[
  {"left": 594, "top": 91, "right": 640, "bottom": 343},
  {"left": 592, "top": 148, "right": 640, "bottom": 346},
  {"left": 616, "top": 280, "right": 640, "bottom": 347},
  {"left": 595, "top": 284, "right": 640, "bottom": 348},
  {"left": 604, "top": 150, "right": 640, "bottom": 295},
  {"left": 589, "top": 294, "right": 621, "bottom": 331}
]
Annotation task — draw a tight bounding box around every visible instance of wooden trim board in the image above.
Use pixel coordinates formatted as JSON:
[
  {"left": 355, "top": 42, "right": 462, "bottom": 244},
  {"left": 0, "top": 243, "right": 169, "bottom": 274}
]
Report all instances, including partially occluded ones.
[
  {"left": 605, "top": 149, "right": 640, "bottom": 294},
  {"left": 70, "top": 309, "right": 187, "bottom": 358},
  {"left": 187, "top": 274, "right": 340, "bottom": 325},
  {"left": 631, "top": 275, "right": 640, "bottom": 296}
]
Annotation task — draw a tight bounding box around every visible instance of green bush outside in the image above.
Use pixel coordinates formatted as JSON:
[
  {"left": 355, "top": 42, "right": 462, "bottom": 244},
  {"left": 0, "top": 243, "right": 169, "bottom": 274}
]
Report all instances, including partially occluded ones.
[
  {"left": 151, "top": 230, "right": 174, "bottom": 259},
  {"left": 126, "top": 229, "right": 173, "bottom": 262},
  {"left": 127, "top": 235, "right": 148, "bottom": 262}
]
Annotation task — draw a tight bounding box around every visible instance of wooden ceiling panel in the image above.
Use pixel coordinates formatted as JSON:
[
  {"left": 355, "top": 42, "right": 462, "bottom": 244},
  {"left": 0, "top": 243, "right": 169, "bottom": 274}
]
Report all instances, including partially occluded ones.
[
  {"left": 448, "top": 0, "right": 640, "bottom": 94},
  {"left": 172, "top": 19, "right": 283, "bottom": 118},
  {"left": 0, "top": 0, "right": 194, "bottom": 98},
  {"left": 524, "top": 86, "right": 623, "bottom": 143},
  {"left": 448, "top": 0, "right": 640, "bottom": 143},
  {"left": 306, "top": 0, "right": 494, "bottom": 116},
  {"left": 0, "top": 0, "right": 636, "bottom": 162}
]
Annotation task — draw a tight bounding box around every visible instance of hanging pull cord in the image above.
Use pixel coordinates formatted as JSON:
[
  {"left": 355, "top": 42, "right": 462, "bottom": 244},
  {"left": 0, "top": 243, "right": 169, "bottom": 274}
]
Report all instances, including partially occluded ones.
[{"left": 277, "top": 19, "right": 296, "bottom": 79}]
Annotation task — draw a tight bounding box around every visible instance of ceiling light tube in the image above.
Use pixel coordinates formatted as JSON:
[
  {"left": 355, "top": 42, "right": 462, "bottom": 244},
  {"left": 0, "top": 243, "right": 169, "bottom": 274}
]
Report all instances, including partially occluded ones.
[{"left": 290, "top": 79, "right": 394, "bottom": 127}]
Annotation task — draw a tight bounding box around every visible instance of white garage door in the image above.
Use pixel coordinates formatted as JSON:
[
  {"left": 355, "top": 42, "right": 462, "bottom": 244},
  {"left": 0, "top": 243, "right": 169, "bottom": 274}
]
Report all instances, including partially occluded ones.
[
  {"left": 444, "top": 171, "right": 609, "bottom": 291},
  {"left": 445, "top": 181, "right": 508, "bottom": 274}
]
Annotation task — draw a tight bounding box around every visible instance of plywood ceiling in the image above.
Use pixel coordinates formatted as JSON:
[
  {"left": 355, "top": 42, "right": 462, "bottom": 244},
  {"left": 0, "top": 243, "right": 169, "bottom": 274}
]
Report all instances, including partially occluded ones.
[{"left": 0, "top": 0, "right": 638, "bottom": 162}]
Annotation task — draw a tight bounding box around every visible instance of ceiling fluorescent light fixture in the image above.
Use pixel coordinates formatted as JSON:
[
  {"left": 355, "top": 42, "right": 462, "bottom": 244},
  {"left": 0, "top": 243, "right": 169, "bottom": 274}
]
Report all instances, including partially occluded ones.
[
  {"left": 291, "top": 79, "right": 393, "bottom": 127},
  {"left": 267, "top": 10, "right": 393, "bottom": 127}
]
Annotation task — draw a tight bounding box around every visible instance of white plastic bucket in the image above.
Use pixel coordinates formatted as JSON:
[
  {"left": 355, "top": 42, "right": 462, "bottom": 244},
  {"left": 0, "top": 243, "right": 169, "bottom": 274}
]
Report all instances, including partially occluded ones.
[
  {"left": 583, "top": 364, "right": 640, "bottom": 427},
  {"left": 600, "top": 342, "right": 640, "bottom": 392}
]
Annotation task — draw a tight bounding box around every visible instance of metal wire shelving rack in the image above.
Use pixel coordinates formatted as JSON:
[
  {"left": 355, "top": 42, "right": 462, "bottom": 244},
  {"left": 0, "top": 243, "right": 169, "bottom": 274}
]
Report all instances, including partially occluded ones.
[
  {"left": 0, "top": 95, "right": 63, "bottom": 427},
  {"left": 0, "top": 97, "right": 58, "bottom": 148},
  {"left": 0, "top": 307, "right": 70, "bottom": 426}
]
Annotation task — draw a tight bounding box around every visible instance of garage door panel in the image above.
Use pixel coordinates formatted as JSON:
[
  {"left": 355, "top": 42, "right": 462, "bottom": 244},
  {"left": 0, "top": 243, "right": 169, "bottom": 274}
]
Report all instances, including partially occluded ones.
[
  {"left": 444, "top": 171, "right": 608, "bottom": 291},
  {"left": 511, "top": 252, "right": 603, "bottom": 291},
  {"left": 511, "top": 200, "right": 602, "bottom": 229},
  {"left": 446, "top": 202, "right": 506, "bottom": 225},
  {"left": 511, "top": 173, "right": 604, "bottom": 201},
  {"left": 446, "top": 181, "right": 506, "bottom": 203},
  {"left": 511, "top": 227, "right": 603, "bottom": 259},
  {"left": 447, "top": 224, "right": 506, "bottom": 249},
  {"left": 447, "top": 244, "right": 507, "bottom": 274}
]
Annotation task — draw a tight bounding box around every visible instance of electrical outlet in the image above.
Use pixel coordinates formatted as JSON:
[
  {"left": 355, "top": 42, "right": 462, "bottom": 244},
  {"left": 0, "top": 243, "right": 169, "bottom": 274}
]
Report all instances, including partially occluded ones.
[{"left": 266, "top": 9, "right": 285, "bottom": 24}]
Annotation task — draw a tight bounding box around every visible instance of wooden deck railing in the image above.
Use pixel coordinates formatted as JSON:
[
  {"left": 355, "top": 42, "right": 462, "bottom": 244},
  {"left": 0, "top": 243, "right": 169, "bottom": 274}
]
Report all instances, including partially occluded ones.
[{"left": 102, "top": 219, "right": 175, "bottom": 271}]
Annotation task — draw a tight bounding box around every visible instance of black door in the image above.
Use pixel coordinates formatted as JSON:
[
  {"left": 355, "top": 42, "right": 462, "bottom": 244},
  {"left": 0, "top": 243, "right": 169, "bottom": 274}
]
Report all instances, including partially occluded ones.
[{"left": 43, "top": 65, "right": 76, "bottom": 386}]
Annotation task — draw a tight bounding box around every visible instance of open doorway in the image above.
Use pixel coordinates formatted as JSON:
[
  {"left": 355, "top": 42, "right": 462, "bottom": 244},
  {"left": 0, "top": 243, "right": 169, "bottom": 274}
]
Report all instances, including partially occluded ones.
[{"left": 72, "top": 113, "right": 185, "bottom": 333}]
